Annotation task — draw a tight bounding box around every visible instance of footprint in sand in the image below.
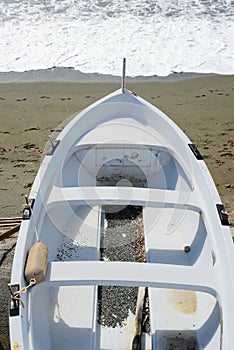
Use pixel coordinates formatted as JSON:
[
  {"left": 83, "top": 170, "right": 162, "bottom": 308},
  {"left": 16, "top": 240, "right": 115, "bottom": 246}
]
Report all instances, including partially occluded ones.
[
  {"left": 23, "top": 143, "right": 39, "bottom": 150},
  {"left": 16, "top": 98, "right": 27, "bottom": 102},
  {"left": 24, "top": 127, "right": 39, "bottom": 132}
]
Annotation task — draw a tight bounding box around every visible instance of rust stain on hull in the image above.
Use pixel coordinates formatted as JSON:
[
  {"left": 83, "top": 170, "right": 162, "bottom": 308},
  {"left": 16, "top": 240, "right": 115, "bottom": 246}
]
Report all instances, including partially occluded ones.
[{"left": 168, "top": 289, "right": 197, "bottom": 314}]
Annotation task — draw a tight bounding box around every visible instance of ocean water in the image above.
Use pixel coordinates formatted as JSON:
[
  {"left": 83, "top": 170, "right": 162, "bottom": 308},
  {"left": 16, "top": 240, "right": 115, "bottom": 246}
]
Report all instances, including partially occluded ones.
[{"left": 0, "top": 0, "right": 233, "bottom": 77}]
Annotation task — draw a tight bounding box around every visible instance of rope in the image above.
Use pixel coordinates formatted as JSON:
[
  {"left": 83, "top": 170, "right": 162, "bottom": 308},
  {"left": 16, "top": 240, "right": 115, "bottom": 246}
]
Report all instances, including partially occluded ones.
[{"left": 11, "top": 278, "right": 36, "bottom": 308}]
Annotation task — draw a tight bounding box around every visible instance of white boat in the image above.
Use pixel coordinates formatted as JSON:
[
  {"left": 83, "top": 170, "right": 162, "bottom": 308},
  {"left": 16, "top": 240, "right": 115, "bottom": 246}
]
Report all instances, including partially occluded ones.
[{"left": 9, "top": 63, "right": 234, "bottom": 350}]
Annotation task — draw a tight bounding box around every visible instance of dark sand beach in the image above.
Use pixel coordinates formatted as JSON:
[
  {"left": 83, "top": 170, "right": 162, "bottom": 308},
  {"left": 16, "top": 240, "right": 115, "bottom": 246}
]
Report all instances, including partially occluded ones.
[{"left": 0, "top": 75, "right": 233, "bottom": 349}]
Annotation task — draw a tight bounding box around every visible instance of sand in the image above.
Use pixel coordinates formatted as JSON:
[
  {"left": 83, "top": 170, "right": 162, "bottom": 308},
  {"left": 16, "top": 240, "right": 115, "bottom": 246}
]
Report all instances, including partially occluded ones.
[{"left": 0, "top": 75, "right": 233, "bottom": 349}]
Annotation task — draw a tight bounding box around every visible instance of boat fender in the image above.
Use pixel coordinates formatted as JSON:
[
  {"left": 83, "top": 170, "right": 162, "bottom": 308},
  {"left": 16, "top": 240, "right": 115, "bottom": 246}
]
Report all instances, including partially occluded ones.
[{"left": 24, "top": 241, "right": 48, "bottom": 284}]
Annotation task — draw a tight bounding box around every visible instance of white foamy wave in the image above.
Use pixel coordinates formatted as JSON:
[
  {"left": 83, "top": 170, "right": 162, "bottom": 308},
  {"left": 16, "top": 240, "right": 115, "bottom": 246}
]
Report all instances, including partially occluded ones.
[{"left": 0, "top": 0, "right": 233, "bottom": 76}]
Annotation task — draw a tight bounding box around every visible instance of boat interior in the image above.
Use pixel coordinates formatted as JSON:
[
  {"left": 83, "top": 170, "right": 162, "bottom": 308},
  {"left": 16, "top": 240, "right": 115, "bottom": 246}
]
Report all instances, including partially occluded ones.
[{"left": 27, "top": 142, "right": 222, "bottom": 350}]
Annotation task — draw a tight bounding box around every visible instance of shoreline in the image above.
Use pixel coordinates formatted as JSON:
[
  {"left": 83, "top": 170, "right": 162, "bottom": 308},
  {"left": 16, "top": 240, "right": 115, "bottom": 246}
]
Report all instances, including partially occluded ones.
[
  {"left": 0, "top": 75, "right": 233, "bottom": 350},
  {"left": 0, "top": 67, "right": 232, "bottom": 83}
]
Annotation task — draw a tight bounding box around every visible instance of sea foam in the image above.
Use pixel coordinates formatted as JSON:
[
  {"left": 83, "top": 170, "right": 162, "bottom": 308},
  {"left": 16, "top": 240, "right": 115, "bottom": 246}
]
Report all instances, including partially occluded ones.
[{"left": 0, "top": 0, "right": 233, "bottom": 76}]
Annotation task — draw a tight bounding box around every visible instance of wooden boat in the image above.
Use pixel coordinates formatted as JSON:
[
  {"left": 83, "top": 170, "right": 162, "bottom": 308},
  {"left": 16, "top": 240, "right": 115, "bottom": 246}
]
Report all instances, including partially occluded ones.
[{"left": 9, "top": 64, "right": 234, "bottom": 350}]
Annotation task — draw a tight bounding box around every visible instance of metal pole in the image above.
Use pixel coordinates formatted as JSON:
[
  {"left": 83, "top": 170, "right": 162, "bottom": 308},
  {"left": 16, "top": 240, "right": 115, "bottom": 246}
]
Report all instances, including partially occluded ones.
[{"left": 122, "top": 58, "right": 126, "bottom": 93}]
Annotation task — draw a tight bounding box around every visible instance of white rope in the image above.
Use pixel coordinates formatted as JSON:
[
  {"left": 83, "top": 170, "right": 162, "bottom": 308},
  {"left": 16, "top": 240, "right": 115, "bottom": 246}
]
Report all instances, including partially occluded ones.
[{"left": 11, "top": 278, "right": 36, "bottom": 308}]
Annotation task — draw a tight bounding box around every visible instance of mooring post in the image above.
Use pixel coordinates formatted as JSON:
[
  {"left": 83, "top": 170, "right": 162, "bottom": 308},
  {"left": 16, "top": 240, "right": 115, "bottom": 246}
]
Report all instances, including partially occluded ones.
[{"left": 122, "top": 57, "right": 126, "bottom": 93}]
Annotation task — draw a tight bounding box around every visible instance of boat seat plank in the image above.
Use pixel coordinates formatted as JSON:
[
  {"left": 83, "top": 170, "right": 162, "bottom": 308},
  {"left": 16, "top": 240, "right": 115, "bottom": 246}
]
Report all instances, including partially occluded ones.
[
  {"left": 45, "top": 261, "right": 218, "bottom": 295},
  {"left": 55, "top": 205, "right": 101, "bottom": 261},
  {"left": 30, "top": 284, "right": 98, "bottom": 350},
  {"left": 47, "top": 186, "right": 200, "bottom": 211},
  {"left": 143, "top": 206, "right": 211, "bottom": 266}
]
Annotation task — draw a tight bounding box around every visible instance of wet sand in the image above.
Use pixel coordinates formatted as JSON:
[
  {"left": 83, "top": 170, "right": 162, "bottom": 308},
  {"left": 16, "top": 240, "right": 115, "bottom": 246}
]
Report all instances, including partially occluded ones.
[{"left": 0, "top": 75, "right": 233, "bottom": 349}]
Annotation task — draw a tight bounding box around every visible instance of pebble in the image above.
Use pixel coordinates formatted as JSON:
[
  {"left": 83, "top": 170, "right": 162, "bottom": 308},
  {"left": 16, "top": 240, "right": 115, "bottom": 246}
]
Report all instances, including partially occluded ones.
[{"left": 98, "top": 205, "right": 147, "bottom": 329}]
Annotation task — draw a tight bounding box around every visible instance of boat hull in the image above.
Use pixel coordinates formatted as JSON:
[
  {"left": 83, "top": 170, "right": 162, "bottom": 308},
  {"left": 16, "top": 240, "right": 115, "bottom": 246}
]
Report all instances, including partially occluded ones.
[{"left": 9, "top": 89, "right": 234, "bottom": 350}]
